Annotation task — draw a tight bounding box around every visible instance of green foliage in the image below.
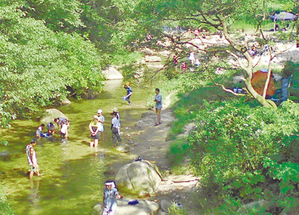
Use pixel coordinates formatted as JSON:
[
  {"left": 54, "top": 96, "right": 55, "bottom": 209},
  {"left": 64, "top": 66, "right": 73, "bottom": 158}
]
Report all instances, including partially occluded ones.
[
  {"left": 168, "top": 203, "right": 187, "bottom": 215},
  {"left": 187, "top": 99, "right": 298, "bottom": 210},
  {"left": 0, "top": 2, "right": 104, "bottom": 126},
  {"left": 0, "top": 141, "right": 9, "bottom": 146},
  {"left": 0, "top": 184, "right": 14, "bottom": 215}
]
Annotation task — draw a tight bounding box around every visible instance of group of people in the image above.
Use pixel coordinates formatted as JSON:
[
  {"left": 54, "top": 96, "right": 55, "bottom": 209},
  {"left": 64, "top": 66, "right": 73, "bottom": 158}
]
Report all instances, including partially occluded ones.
[
  {"left": 35, "top": 117, "right": 70, "bottom": 139},
  {"left": 89, "top": 108, "right": 122, "bottom": 148},
  {"left": 26, "top": 86, "right": 163, "bottom": 215}
]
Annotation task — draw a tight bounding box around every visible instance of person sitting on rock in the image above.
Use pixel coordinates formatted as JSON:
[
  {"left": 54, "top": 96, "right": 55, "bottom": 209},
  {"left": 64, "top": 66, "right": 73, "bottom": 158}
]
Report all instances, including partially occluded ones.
[{"left": 101, "top": 181, "right": 122, "bottom": 215}]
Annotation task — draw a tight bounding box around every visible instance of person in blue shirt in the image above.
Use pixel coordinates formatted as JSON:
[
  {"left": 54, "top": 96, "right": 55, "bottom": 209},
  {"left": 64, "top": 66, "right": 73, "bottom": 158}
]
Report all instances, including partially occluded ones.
[
  {"left": 123, "top": 82, "right": 133, "bottom": 105},
  {"left": 101, "top": 181, "right": 122, "bottom": 215},
  {"left": 154, "top": 88, "right": 162, "bottom": 126}
]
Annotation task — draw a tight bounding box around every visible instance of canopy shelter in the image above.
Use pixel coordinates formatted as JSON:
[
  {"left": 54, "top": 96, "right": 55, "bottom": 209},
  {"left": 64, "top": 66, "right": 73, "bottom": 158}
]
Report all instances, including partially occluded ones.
[
  {"left": 270, "top": 12, "right": 298, "bottom": 21},
  {"left": 251, "top": 69, "right": 276, "bottom": 98}
]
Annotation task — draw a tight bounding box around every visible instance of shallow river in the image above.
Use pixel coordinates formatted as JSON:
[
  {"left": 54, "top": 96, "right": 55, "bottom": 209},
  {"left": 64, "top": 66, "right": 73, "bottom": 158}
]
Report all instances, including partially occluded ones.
[{"left": 0, "top": 80, "right": 155, "bottom": 215}]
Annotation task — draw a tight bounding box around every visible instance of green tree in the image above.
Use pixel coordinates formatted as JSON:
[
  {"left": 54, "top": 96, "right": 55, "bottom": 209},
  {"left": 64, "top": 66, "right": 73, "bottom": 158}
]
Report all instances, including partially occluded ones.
[
  {"left": 113, "top": 0, "right": 298, "bottom": 108},
  {"left": 0, "top": 1, "right": 104, "bottom": 126}
]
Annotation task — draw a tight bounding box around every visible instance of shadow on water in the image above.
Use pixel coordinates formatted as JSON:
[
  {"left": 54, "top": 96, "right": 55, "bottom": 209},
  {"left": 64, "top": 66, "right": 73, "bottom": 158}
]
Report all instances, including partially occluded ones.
[{"left": 0, "top": 79, "right": 155, "bottom": 215}]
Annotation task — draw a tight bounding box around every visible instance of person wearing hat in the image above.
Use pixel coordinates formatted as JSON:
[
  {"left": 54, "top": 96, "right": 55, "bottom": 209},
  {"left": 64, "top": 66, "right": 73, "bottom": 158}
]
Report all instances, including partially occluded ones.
[
  {"left": 89, "top": 115, "right": 102, "bottom": 147},
  {"left": 97, "top": 109, "right": 105, "bottom": 141},
  {"left": 25, "top": 138, "right": 41, "bottom": 179},
  {"left": 101, "top": 181, "right": 122, "bottom": 215},
  {"left": 123, "top": 82, "right": 133, "bottom": 105}
]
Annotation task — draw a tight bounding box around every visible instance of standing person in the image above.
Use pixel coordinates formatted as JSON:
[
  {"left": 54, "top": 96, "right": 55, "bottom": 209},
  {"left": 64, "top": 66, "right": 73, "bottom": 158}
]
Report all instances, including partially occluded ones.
[
  {"left": 97, "top": 109, "right": 105, "bottom": 141},
  {"left": 26, "top": 138, "right": 41, "bottom": 179},
  {"left": 123, "top": 82, "right": 133, "bottom": 105},
  {"left": 194, "top": 29, "right": 200, "bottom": 38},
  {"left": 54, "top": 117, "right": 69, "bottom": 138},
  {"left": 112, "top": 107, "right": 121, "bottom": 136},
  {"left": 154, "top": 88, "right": 162, "bottom": 126},
  {"left": 111, "top": 112, "right": 121, "bottom": 147},
  {"left": 101, "top": 181, "right": 122, "bottom": 215},
  {"left": 47, "top": 122, "right": 55, "bottom": 135},
  {"left": 180, "top": 62, "right": 187, "bottom": 72},
  {"left": 188, "top": 51, "right": 195, "bottom": 66},
  {"left": 89, "top": 115, "right": 101, "bottom": 147}
]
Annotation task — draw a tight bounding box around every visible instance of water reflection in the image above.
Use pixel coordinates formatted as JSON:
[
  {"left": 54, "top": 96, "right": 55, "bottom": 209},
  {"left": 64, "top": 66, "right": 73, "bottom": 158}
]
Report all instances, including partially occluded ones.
[{"left": 1, "top": 79, "right": 154, "bottom": 214}]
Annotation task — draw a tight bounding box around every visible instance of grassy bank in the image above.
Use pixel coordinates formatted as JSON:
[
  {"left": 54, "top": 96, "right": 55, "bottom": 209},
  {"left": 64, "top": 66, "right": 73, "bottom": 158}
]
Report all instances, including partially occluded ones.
[{"left": 159, "top": 66, "right": 298, "bottom": 214}]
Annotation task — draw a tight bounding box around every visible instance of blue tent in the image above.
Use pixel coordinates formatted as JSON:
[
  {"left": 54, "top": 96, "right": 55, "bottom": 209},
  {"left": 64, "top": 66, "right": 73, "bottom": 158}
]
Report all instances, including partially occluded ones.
[{"left": 270, "top": 12, "right": 298, "bottom": 21}]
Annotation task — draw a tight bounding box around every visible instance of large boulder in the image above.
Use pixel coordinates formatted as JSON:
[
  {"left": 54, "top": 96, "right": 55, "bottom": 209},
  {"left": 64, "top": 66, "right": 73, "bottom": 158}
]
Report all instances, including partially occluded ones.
[
  {"left": 93, "top": 200, "right": 159, "bottom": 215},
  {"left": 40, "top": 108, "right": 67, "bottom": 124},
  {"left": 102, "top": 66, "right": 124, "bottom": 80},
  {"left": 115, "top": 160, "right": 162, "bottom": 196}
]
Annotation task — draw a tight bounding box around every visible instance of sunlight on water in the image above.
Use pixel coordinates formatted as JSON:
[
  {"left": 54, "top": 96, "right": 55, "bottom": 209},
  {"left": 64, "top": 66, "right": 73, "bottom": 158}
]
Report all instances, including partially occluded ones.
[{"left": 0, "top": 80, "right": 155, "bottom": 214}]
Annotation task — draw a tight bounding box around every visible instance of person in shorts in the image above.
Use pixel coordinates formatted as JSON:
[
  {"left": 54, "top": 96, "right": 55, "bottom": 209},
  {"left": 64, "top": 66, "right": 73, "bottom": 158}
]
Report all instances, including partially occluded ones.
[
  {"left": 54, "top": 117, "right": 69, "bottom": 138},
  {"left": 154, "top": 88, "right": 162, "bottom": 126},
  {"left": 101, "top": 181, "right": 122, "bottom": 215},
  {"left": 123, "top": 82, "right": 133, "bottom": 105},
  {"left": 25, "top": 138, "right": 40, "bottom": 179},
  {"left": 89, "top": 115, "right": 102, "bottom": 147},
  {"left": 97, "top": 109, "right": 105, "bottom": 141}
]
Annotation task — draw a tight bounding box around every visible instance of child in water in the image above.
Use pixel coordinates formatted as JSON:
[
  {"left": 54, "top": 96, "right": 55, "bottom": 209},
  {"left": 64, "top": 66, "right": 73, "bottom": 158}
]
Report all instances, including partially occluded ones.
[{"left": 123, "top": 82, "right": 133, "bottom": 105}]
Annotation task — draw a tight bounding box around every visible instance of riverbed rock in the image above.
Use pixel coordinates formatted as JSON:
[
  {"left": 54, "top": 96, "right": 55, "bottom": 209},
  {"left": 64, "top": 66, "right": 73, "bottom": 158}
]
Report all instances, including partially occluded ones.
[
  {"left": 40, "top": 108, "right": 67, "bottom": 124},
  {"left": 115, "top": 160, "right": 162, "bottom": 196},
  {"left": 160, "top": 199, "right": 172, "bottom": 212},
  {"left": 93, "top": 200, "right": 159, "bottom": 215},
  {"left": 102, "top": 66, "right": 124, "bottom": 80},
  {"left": 61, "top": 98, "right": 71, "bottom": 105},
  {"left": 0, "top": 150, "right": 8, "bottom": 157}
]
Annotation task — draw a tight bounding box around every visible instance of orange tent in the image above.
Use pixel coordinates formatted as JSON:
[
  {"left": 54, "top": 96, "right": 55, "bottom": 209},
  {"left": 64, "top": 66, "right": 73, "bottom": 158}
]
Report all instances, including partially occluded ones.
[{"left": 251, "top": 69, "right": 276, "bottom": 97}]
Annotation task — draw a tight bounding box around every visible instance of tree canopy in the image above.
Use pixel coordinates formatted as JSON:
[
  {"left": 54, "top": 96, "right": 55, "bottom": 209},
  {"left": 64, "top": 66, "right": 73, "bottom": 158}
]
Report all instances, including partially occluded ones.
[{"left": 0, "top": 1, "right": 104, "bottom": 126}]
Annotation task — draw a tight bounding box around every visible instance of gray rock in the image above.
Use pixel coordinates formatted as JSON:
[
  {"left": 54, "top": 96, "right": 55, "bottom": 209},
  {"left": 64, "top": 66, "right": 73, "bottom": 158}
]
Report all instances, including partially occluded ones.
[
  {"left": 0, "top": 150, "right": 8, "bottom": 157},
  {"left": 115, "top": 160, "right": 162, "bottom": 196},
  {"left": 102, "top": 66, "right": 124, "bottom": 80},
  {"left": 160, "top": 199, "right": 172, "bottom": 212},
  {"left": 61, "top": 98, "right": 71, "bottom": 105},
  {"left": 93, "top": 200, "right": 159, "bottom": 215},
  {"left": 40, "top": 108, "right": 67, "bottom": 124},
  {"left": 157, "top": 209, "right": 168, "bottom": 215}
]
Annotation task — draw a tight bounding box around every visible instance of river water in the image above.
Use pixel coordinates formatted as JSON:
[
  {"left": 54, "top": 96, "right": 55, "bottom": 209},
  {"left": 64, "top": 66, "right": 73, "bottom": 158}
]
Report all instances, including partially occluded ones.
[{"left": 0, "top": 80, "right": 155, "bottom": 215}]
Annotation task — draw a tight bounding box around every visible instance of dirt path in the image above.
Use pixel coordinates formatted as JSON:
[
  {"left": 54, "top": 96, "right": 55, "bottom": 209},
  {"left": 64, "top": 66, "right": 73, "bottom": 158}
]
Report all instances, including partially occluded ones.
[
  {"left": 124, "top": 108, "right": 200, "bottom": 215},
  {"left": 130, "top": 108, "right": 174, "bottom": 172}
]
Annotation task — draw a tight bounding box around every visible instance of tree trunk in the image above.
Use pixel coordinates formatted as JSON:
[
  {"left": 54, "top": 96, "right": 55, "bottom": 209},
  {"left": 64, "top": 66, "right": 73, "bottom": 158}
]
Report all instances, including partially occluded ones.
[{"left": 244, "top": 78, "right": 277, "bottom": 108}]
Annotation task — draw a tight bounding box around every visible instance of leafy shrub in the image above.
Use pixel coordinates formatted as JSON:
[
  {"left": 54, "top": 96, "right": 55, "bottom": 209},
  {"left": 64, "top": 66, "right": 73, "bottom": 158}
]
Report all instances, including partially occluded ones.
[{"left": 188, "top": 99, "right": 298, "bottom": 210}]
